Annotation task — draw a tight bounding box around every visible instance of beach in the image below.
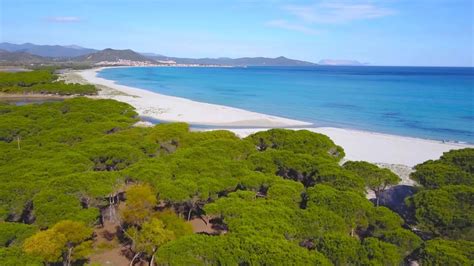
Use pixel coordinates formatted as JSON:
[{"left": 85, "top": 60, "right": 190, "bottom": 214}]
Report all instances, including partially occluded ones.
[
  {"left": 77, "top": 68, "right": 311, "bottom": 128},
  {"left": 75, "top": 67, "right": 473, "bottom": 167}
]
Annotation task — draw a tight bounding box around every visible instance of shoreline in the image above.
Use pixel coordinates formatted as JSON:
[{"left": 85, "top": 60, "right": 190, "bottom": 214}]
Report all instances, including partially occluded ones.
[
  {"left": 77, "top": 67, "right": 312, "bottom": 127},
  {"left": 74, "top": 67, "right": 473, "bottom": 167}
]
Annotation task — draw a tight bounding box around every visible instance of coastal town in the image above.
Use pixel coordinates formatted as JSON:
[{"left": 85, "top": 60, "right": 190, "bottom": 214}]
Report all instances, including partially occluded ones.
[{"left": 95, "top": 59, "right": 229, "bottom": 67}]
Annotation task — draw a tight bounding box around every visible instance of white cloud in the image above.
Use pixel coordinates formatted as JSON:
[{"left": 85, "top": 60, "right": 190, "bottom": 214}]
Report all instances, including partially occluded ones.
[
  {"left": 45, "top": 16, "right": 81, "bottom": 23},
  {"left": 284, "top": 1, "right": 395, "bottom": 24},
  {"left": 266, "top": 19, "right": 319, "bottom": 35}
]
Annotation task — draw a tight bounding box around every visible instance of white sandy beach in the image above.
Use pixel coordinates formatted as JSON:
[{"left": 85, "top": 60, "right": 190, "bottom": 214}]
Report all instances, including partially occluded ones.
[
  {"left": 76, "top": 67, "right": 473, "bottom": 167},
  {"left": 78, "top": 68, "right": 311, "bottom": 127}
]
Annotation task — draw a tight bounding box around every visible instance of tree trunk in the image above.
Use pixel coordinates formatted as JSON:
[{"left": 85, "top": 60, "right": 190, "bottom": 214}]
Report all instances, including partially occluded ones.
[
  {"left": 17, "top": 136, "right": 20, "bottom": 150},
  {"left": 62, "top": 246, "right": 72, "bottom": 266},
  {"left": 130, "top": 252, "right": 141, "bottom": 266},
  {"left": 375, "top": 188, "right": 382, "bottom": 207},
  {"left": 149, "top": 250, "right": 156, "bottom": 266},
  {"left": 187, "top": 207, "right": 193, "bottom": 221},
  {"left": 350, "top": 227, "right": 355, "bottom": 237},
  {"left": 109, "top": 195, "right": 113, "bottom": 221},
  {"left": 108, "top": 194, "right": 118, "bottom": 223}
]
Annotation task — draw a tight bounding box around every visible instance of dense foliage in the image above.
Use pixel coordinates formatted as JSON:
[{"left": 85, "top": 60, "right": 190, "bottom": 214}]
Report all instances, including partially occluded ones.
[
  {"left": 0, "top": 95, "right": 472, "bottom": 265},
  {"left": 0, "top": 70, "right": 97, "bottom": 95},
  {"left": 406, "top": 148, "right": 474, "bottom": 263},
  {"left": 343, "top": 161, "right": 400, "bottom": 205},
  {"left": 23, "top": 220, "right": 93, "bottom": 265}
]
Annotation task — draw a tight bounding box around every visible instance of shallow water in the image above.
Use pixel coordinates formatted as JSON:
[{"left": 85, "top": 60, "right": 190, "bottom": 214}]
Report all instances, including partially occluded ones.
[{"left": 99, "top": 66, "right": 474, "bottom": 143}]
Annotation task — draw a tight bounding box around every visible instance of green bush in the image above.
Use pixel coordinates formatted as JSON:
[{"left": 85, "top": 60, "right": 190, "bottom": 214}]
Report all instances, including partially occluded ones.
[{"left": 0, "top": 70, "right": 97, "bottom": 95}]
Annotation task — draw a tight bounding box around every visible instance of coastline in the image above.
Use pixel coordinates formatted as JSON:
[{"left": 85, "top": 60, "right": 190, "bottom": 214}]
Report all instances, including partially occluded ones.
[
  {"left": 74, "top": 67, "right": 473, "bottom": 167},
  {"left": 77, "top": 67, "right": 311, "bottom": 127}
]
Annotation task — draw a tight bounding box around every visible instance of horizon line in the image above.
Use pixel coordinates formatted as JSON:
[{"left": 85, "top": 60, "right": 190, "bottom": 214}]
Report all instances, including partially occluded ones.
[{"left": 1, "top": 41, "right": 473, "bottom": 68}]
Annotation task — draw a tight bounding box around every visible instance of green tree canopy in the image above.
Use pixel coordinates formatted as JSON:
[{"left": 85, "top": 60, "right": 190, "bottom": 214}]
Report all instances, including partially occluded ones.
[
  {"left": 411, "top": 148, "right": 474, "bottom": 188},
  {"left": 306, "top": 185, "right": 374, "bottom": 235},
  {"left": 127, "top": 218, "right": 175, "bottom": 265},
  {"left": 0, "top": 70, "right": 97, "bottom": 95},
  {"left": 417, "top": 239, "right": 474, "bottom": 265},
  {"left": 119, "top": 183, "right": 157, "bottom": 226},
  {"left": 244, "top": 128, "right": 345, "bottom": 160},
  {"left": 409, "top": 185, "right": 473, "bottom": 239},
  {"left": 23, "top": 220, "right": 93, "bottom": 266},
  {"left": 315, "top": 233, "right": 363, "bottom": 265},
  {"left": 23, "top": 229, "right": 66, "bottom": 264},
  {"left": 344, "top": 161, "right": 400, "bottom": 205}
]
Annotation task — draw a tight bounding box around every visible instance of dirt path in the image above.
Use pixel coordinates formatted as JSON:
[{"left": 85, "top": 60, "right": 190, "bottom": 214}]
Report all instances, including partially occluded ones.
[
  {"left": 88, "top": 220, "right": 131, "bottom": 266},
  {"left": 89, "top": 247, "right": 130, "bottom": 266},
  {"left": 188, "top": 216, "right": 226, "bottom": 235}
]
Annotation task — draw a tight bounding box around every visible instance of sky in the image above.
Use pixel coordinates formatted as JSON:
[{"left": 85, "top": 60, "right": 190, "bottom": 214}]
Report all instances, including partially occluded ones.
[{"left": 0, "top": 0, "right": 473, "bottom": 66}]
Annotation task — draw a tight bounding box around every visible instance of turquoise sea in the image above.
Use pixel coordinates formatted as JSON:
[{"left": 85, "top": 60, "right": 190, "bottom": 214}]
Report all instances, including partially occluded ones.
[{"left": 98, "top": 66, "right": 474, "bottom": 143}]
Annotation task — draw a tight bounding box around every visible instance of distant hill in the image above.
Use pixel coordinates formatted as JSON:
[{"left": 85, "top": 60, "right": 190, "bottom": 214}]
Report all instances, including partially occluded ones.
[
  {"left": 0, "top": 42, "right": 97, "bottom": 58},
  {"left": 1, "top": 42, "right": 316, "bottom": 66},
  {"left": 145, "top": 54, "right": 316, "bottom": 66},
  {"left": 318, "top": 59, "right": 366, "bottom": 66},
  {"left": 73, "top": 48, "right": 156, "bottom": 63},
  {"left": 0, "top": 49, "right": 49, "bottom": 63}
]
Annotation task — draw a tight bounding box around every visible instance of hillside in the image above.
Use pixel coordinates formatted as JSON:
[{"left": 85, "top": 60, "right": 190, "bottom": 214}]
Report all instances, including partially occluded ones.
[
  {"left": 0, "top": 49, "right": 48, "bottom": 64},
  {"left": 73, "top": 48, "right": 156, "bottom": 63},
  {"left": 147, "top": 55, "right": 316, "bottom": 66},
  {"left": 0, "top": 42, "right": 97, "bottom": 58}
]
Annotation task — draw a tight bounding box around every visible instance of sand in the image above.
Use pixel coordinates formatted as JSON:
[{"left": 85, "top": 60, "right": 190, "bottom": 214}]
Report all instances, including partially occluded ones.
[
  {"left": 77, "top": 68, "right": 311, "bottom": 127},
  {"left": 75, "top": 67, "right": 473, "bottom": 168}
]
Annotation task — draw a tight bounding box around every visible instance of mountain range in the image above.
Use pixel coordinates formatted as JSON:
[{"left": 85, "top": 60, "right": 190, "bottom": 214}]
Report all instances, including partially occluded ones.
[
  {"left": 147, "top": 55, "right": 316, "bottom": 66},
  {"left": 0, "top": 42, "right": 97, "bottom": 58},
  {"left": 0, "top": 49, "right": 46, "bottom": 63},
  {"left": 0, "top": 42, "right": 317, "bottom": 66}
]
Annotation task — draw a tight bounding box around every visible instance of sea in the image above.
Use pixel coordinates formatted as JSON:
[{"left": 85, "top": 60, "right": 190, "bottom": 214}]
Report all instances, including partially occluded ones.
[{"left": 98, "top": 66, "right": 474, "bottom": 143}]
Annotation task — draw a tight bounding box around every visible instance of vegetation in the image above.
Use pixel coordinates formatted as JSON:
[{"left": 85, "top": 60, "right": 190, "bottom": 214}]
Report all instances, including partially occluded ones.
[
  {"left": 0, "top": 70, "right": 97, "bottom": 95},
  {"left": 23, "top": 220, "right": 93, "bottom": 266},
  {"left": 406, "top": 148, "right": 474, "bottom": 264},
  {"left": 127, "top": 218, "right": 175, "bottom": 265},
  {"left": 411, "top": 149, "right": 474, "bottom": 188},
  {"left": 0, "top": 88, "right": 472, "bottom": 265},
  {"left": 415, "top": 239, "right": 474, "bottom": 265},
  {"left": 343, "top": 161, "right": 400, "bottom": 205}
]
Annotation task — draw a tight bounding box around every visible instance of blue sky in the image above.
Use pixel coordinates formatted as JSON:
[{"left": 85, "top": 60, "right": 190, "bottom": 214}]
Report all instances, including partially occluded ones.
[{"left": 1, "top": 0, "right": 473, "bottom": 66}]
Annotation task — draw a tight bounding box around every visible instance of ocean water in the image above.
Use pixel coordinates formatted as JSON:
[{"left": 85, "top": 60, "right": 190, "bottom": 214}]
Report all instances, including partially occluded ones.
[{"left": 98, "top": 66, "right": 474, "bottom": 143}]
